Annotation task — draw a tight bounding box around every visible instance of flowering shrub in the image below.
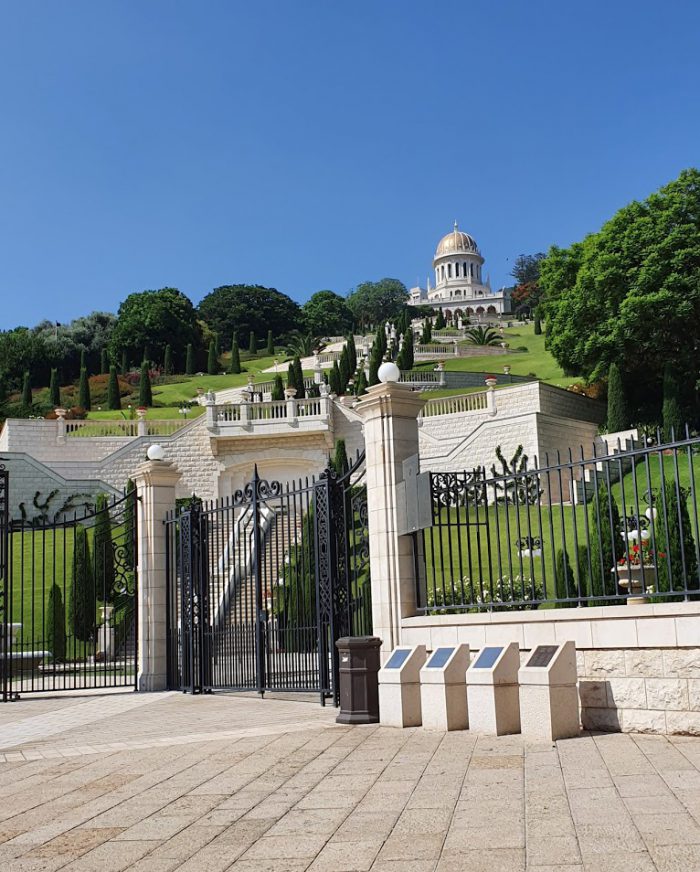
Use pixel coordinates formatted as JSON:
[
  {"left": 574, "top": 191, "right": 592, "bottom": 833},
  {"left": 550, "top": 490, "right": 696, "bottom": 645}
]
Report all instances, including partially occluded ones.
[
  {"left": 427, "top": 574, "right": 545, "bottom": 613},
  {"left": 618, "top": 543, "right": 665, "bottom": 567}
]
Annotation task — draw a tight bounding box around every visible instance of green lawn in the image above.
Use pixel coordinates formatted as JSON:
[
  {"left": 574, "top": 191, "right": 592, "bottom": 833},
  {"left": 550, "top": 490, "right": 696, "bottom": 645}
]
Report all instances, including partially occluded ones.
[
  {"left": 422, "top": 450, "right": 700, "bottom": 612},
  {"left": 417, "top": 324, "right": 577, "bottom": 388}
]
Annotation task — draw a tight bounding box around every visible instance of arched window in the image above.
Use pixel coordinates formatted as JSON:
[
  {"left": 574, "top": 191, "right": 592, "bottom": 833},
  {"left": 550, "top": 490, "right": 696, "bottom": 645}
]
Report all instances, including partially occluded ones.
[{"left": 447, "top": 263, "right": 452, "bottom": 278}]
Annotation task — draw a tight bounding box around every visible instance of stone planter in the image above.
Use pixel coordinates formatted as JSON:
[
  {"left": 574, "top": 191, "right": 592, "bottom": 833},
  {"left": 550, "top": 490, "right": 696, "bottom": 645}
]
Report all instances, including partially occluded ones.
[{"left": 614, "top": 565, "right": 656, "bottom": 605}]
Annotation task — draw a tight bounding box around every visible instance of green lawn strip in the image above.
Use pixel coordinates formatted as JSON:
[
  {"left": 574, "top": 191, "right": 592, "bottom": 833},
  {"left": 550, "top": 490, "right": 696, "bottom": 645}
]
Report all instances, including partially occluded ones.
[
  {"left": 413, "top": 325, "right": 577, "bottom": 388},
  {"left": 421, "top": 454, "right": 700, "bottom": 612},
  {"left": 10, "top": 525, "right": 135, "bottom": 655}
]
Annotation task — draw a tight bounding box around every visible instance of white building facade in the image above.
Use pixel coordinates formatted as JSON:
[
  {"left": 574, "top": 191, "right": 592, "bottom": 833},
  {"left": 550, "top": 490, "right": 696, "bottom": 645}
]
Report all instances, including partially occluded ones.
[{"left": 409, "top": 223, "right": 511, "bottom": 318}]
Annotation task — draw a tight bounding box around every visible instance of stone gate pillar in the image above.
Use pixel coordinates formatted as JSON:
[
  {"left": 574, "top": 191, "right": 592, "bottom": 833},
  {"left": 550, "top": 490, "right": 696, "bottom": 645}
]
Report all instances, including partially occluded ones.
[
  {"left": 356, "top": 380, "right": 426, "bottom": 660},
  {"left": 133, "top": 458, "right": 181, "bottom": 691}
]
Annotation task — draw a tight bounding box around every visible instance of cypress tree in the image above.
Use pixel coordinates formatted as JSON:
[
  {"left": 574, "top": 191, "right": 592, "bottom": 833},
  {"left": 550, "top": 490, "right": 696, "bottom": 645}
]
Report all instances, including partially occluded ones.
[
  {"left": 214, "top": 332, "right": 221, "bottom": 360},
  {"left": 421, "top": 318, "right": 432, "bottom": 344},
  {"left": 662, "top": 362, "right": 684, "bottom": 442},
  {"left": 185, "top": 343, "right": 194, "bottom": 376},
  {"left": 93, "top": 494, "right": 116, "bottom": 604},
  {"left": 271, "top": 374, "right": 285, "bottom": 401},
  {"left": 533, "top": 308, "right": 542, "bottom": 335},
  {"left": 100, "top": 348, "right": 109, "bottom": 374},
  {"left": 606, "top": 363, "right": 629, "bottom": 433},
  {"left": 332, "top": 439, "right": 349, "bottom": 476},
  {"left": 347, "top": 334, "right": 357, "bottom": 373},
  {"left": 124, "top": 479, "right": 136, "bottom": 571},
  {"left": 435, "top": 310, "right": 446, "bottom": 330},
  {"left": 329, "top": 361, "right": 342, "bottom": 395},
  {"left": 655, "top": 481, "right": 699, "bottom": 594},
  {"left": 397, "top": 329, "right": 414, "bottom": 371},
  {"left": 354, "top": 369, "right": 368, "bottom": 396},
  {"left": 287, "top": 362, "right": 297, "bottom": 393},
  {"left": 248, "top": 331, "right": 257, "bottom": 356},
  {"left": 78, "top": 367, "right": 91, "bottom": 411},
  {"left": 339, "top": 346, "right": 350, "bottom": 392},
  {"left": 80, "top": 348, "right": 88, "bottom": 373},
  {"left": 49, "top": 368, "right": 60, "bottom": 408},
  {"left": 108, "top": 365, "right": 121, "bottom": 411},
  {"left": 70, "top": 525, "right": 95, "bottom": 643},
  {"left": 554, "top": 548, "right": 576, "bottom": 607},
  {"left": 589, "top": 480, "right": 622, "bottom": 599},
  {"left": 207, "top": 339, "right": 218, "bottom": 375},
  {"left": 138, "top": 361, "right": 153, "bottom": 407},
  {"left": 21, "top": 371, "right": 32, "bottom": 407},
  {"left": 267, "top": 329, "right": 274, "bottom": 355},
  {"left": 163, "top": 344, "right": 173, "bottom": 375},
  {"left": 46, "top": 583, "right": 66, "bottom": 662},
  {"left": 293, "top": 357, "right": 305, "bottom": 399},
  {"left": 229, "top": 338, "right": 241, "bottom": 374},
  {"left": 121, "top": 350, "right": 128, "bottom": 375}
]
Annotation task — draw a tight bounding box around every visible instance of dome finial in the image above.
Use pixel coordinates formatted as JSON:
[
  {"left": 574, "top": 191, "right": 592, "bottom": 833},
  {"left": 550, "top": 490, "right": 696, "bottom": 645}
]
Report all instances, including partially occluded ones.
[{"left": 454, "top": 219, "right": 458, "bottom": 232}]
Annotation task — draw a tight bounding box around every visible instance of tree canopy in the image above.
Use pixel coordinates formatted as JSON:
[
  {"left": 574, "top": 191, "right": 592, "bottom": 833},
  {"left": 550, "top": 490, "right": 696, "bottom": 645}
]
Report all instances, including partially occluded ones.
[
  {"left": 541, "top": 169, "right": 700, "bottom": 422},
  {"left": 110, "top": 288, "right": 201, "bottom": 371},
  {"left": 346, "top": 278, "right": 408, "bottom": 330},
  {"left": 302, "top": 290, "right": 353, "bottom": 336},
  {"left": 197, "top": 285, "right": 302, "bottom": 346}
]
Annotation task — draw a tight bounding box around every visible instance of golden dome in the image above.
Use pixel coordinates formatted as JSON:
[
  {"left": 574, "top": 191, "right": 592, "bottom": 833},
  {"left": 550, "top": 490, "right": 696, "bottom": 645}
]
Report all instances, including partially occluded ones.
[{"left": 435, "top": 222, "right": 478, "bottom": 257}]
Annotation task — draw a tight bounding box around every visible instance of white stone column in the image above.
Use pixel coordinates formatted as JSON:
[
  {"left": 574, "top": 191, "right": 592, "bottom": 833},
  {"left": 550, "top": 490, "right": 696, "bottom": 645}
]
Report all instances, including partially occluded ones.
[
  {"left": 133, "top": 459, "right": 181, "bottom": 691},
  {"left": 55, "top": 408, "right": 67, "bottom": 442},
  {"left": 356, "top": 382, "right": 426, "bottom": 660}
]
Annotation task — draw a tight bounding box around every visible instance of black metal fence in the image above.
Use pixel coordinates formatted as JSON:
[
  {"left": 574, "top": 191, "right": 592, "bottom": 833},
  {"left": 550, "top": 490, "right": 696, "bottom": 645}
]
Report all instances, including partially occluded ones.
[
  {"left": 1, "top": 478, "right": 138, "bottom": 700},
  {"left": 418, "top": 431, "right": 700, "bottom": 613},
  {"left": 165, "top": 453, "right": 371, "bottom": 704}
]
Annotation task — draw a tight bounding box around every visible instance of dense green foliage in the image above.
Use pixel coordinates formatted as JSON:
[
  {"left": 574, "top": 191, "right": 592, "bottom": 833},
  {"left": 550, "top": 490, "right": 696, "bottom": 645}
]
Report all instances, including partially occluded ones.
[
  {"left": 138, "top": 361, "right": 153, "bottom": 407},
  {"left": 110, "top": 288, "right": 202, "bottom": 373},
  {"left": 70, "top": 525, "right": 94, "bottom": 643},
  {"left": 293, "top": 357, "right": 304, "bottom": 399},
  {"left": 248, "top": 331, "right": 257, "bottom": 356},
  {"left": 46, "top": 583, "right": 67, "bottom": 661},
  {"left": 107, "top": 365, "right": 121, "bottom": 411},
  {"left": 78, "top": 367, "right": 91, "bottom": 410},
  {"left": 346, "top": 278, "right": 408, "bottom": 330},
  {"left": 589, "top": 480, "right": 622, "bottom": 598},
  {"left": 266, "top": 329, "right": 274, "bottom": 355},
  {"left": 655, "top": 481, "right": 699, "bottom": 594},
  {"left": 396, "top": 328, "right": 414, "bottom": 370},
  {"left": 303, "top": 290, "right": 354, "bottom": 335},
  {"left": 332, "top": 439, "right": 349, "bottom": 475},
  {"left": 662, "top": 362, "right": 685, "bottom": 440},
  {"left": 163, "top": 344, "right": 173, "bottom": 375},
  {"left": 197, "top": 284, "right": 301, "bottom": 345},
  {"left": 49, "top": 368, "right": 60, "bottom": 407},
  {"left": 606, "top": 363, "right": 629, "bottom": 432},
  {"left": 207, "top": 340, "right": 218, "bottom": 375},
  {"left": 93, "top": 494, "right": 116, "bottom": 604},
  {"left": 271, "top": 374, "right": 284, "bottom": 401},
  {"left": 541, "top": 169, "right": 700, "bottom": 423},
  {"left": 229, "top": 338, "right": 241, "bottom": 374},
  {"left": 185, "top": 343, "right": 194, "bottom": 376},
  {"left": 554, "top": 548, "right": 576, "bottom": 606}
]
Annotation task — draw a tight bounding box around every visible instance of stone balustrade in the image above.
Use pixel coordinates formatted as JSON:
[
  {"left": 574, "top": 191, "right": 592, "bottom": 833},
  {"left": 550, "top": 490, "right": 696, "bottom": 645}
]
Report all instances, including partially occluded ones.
[
  {"left": 420, "top": 390, "right": 492, "bottom": 418},
  {"left": 206, "top": 396, "right": 332, "bottom": 434}
]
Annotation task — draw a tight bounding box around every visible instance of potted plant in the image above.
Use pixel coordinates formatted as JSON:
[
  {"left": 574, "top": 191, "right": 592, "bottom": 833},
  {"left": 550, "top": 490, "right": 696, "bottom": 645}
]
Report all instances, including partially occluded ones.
[
  {"left": 614, "top": 542, "right": 665, "bottom": 604},
  {"left": 484, "top": 375, "right": 498, "bottom": 388}
]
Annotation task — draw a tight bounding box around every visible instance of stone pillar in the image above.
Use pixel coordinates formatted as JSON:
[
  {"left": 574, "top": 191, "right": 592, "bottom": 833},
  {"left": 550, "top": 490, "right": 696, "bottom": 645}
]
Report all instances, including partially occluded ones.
[
  {"left": 136, "top": 407, "right": 147, "bottom": 437},
  {"left": 285, "top": 387, "right": 297, "bottom": 421},
  {"left": 486, "top": 380, "right": 497, "bottom": 416},
  {"left": 133, "top": 459, "right": 181, "bottom": 691},
  {"left": 204, "top": 397, "right": 217, "bottom": 430},
  {"left": 356, "top": 382, "right": 426, "bottom": 660},
  {"left": 55, "top": 408, "right": 67, "bottom": 442}
]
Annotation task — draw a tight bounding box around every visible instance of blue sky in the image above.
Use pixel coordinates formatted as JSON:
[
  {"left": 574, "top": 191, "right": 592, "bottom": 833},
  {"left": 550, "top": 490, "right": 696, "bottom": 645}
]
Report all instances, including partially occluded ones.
[{"left": 1, "top": 0, "right": 699, "bottom": 329}]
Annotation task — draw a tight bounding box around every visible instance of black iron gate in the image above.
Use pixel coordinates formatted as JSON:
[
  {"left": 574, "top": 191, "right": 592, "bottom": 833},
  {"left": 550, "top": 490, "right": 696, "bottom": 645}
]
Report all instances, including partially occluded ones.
[
  {"left": 165, "top": 453, "right": 371, "bottom": 704},
  {"left": 1, "top": 471, "right": 138, "bottom": 701}
]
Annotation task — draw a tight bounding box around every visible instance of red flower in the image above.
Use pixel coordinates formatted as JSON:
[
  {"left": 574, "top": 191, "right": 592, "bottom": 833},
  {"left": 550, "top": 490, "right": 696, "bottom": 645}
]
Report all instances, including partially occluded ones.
[
  {"left": 632, "top": 545, "right": 640, "bottom": 553},
  {"left": 658, "top": 551, "right": 666, "bottom": 558}
]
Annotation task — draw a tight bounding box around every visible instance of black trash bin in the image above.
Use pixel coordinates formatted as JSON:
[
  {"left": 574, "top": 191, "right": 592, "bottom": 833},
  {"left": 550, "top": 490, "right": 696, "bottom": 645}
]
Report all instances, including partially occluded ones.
[{"left": 335, "top": 636, "right": 382, "bottom": 725}]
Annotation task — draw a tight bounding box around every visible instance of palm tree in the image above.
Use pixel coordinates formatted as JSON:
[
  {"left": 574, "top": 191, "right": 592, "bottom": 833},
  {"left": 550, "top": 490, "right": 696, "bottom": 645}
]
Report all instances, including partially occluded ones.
[
  {"left": 465, "top": 326, "right": 501, "bottom": 346},
  {"left": 285, "top": 332, "right": 322, "bottom": 358}
]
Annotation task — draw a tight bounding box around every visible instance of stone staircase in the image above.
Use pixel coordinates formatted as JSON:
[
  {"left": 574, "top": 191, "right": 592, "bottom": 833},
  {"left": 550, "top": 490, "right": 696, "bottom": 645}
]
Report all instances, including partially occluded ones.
[{"left": 574, "top": 432, "right": 644, "bottom": 504}]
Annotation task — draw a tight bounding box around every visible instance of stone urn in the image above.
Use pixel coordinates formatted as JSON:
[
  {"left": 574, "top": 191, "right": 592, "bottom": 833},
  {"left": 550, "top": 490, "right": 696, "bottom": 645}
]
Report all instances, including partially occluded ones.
[
  {"left": 485, "top": 376, "right": 498, "bottom": 388},
  {"left": 284, "top": 387, "right": 297, "bottom": 399},
  {"left": 614, "top": 565, "right": 656, "bottom": 605},
  {"left": 100, "top": 605, "right": 114, "bottom": 627}
]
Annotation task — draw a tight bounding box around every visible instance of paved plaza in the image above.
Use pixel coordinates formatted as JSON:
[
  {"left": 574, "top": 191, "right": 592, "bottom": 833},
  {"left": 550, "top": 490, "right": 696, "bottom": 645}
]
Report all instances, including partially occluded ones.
[{"left": 1, "top": 692, "right": 700, "bottom": 871}]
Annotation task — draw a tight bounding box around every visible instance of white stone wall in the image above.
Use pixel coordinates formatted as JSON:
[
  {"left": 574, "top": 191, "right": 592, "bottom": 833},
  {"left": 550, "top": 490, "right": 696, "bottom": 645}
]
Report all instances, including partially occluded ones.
[
  {"left": 1, "top": 453, "right": 119, "bottom": 521},
  {"left": 401, "top": 603, "right": 700, "bottom": 735}
]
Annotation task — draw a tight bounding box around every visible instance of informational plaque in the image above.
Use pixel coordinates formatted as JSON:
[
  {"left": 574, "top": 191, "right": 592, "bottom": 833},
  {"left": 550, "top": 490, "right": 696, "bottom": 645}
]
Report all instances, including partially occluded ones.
[
  {"left": 473, "top": 646, "right": 504, "bottom": 669},
  {"left": 426, "top": 647, "right": 455, "bottom": 669},
  {"left": 385, "top": 648, "right": 412, "bottom": 670},
  {"left": 526, "top": 645, "right": 558, "bottom": 668}
]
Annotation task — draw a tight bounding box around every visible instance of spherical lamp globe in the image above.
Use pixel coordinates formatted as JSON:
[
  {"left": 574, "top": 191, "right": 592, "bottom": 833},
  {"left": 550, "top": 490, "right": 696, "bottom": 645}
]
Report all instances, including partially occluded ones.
[
  {"left": 378, "top": 362, "right": 401, "bottom": 384},
  {"left": 147, "top": 444, "right": 166, "bottom": 462}
]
